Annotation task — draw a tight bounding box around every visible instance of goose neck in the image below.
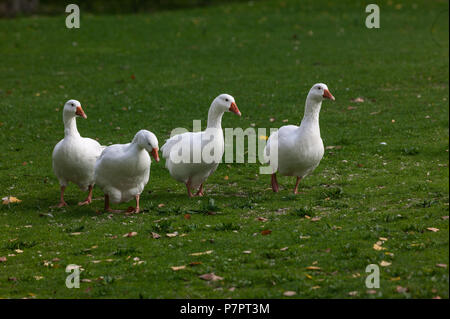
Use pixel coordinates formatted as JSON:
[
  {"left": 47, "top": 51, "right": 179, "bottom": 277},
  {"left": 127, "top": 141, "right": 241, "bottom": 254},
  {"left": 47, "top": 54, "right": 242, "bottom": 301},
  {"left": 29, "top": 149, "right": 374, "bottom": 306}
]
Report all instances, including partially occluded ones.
[
  {"left": 63, "top": 115, "right": 80, "bottom": 137},
  {"left": 302, "top": 96, "right": 322, "bottom": 124},
  {"left": 206, "top": 105, "right": 224, "bottom": 129}
]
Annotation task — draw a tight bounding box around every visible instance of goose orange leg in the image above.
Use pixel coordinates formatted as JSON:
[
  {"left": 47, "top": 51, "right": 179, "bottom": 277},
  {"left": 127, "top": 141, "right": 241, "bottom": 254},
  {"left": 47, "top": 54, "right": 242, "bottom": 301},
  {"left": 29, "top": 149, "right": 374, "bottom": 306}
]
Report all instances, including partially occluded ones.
[
  {"left": 104, "top": 194, "right": 122, "bottom": 213},
  {"left": 195, "top": 184, "right": 204, "bottom": 197},
  {"left": 293, "top": 177, "right": 302, "bottom": 194},
  {"left": 57, "top": 185, "right": 68, "bottom": 207},
  {"left": 133, "top": 194, "right": 140, "bottom": 213},
  {"left": 78, "top": 185, "right": 93, "bottom": 206},
  {"left": 271, "top": 173, "right": 279, "bottom": 193},
  {"left": 186, "top": 179, "right": 194, "bottom": 198}
]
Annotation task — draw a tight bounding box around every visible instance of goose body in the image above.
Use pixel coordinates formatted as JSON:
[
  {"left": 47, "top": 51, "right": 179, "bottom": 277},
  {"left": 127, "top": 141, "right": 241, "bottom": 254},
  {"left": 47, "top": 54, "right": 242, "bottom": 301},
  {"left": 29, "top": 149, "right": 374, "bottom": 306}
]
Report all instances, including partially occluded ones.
[
  {"left": 52, "top": 99, "right": 105, "bottom": 207},
  {"left": 94, "top": 130, "right": 159, "bottom": 212},
  {"left": 161, "top": 94, "right": 241, "bottom": 197},
  {"left": 264, "top": 83, "right": 334, "bottom": 193}
]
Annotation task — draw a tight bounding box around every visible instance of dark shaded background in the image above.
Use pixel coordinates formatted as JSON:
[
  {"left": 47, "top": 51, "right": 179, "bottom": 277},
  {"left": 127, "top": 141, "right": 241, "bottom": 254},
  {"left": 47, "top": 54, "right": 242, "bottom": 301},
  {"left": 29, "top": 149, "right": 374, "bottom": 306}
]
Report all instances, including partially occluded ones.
[{"left": 0, "top": 0, "right": 250, "bottom": 17}]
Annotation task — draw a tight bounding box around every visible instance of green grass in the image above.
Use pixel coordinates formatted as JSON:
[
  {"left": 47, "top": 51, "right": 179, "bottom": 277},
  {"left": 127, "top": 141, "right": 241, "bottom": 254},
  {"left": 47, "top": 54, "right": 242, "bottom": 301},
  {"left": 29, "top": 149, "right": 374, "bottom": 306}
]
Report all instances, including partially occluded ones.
[{"left": 0, "top": 0, "right": 448, "bottom": 299}]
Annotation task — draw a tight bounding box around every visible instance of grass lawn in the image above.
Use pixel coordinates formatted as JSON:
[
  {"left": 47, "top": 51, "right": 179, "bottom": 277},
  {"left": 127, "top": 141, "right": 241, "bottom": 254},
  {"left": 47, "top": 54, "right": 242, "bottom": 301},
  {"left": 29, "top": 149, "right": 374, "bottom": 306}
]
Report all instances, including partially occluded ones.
[{"left": 0, "top": 0, "right": 448, "bottom": 299}]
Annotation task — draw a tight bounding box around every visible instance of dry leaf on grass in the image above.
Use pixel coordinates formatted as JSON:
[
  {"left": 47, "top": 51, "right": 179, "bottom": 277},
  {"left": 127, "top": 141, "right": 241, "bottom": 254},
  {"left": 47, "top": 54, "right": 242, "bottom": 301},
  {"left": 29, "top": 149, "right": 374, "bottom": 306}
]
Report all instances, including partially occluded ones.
[
  {"left": 261, "top": 230, "right": 272, "bottom": 236},
  {"left": 351, "top": 97, "right": 365, "bottom": 103},
  {"left": 380, "top": 261, "right": 391, "bottom": 267},
  {"left": 123, "top": 232, "right": 138, "bottom": 237},
  {"left": 283, "top": 291, "right": 296, "bottom": 296},
  {"left": 190, "top": 250, "right": 213, "bottom": 256},
  {"left": 305, "top": 266, "right": 321, "bottom": 270},
  {"left": 311, "top": 217, "right": 321, "bottom": 222},
  {"left": 189, "top": 262, "right": 202, "bottom": 267},
  {"left": 243, "top": 250, "right": 252, "bottom": 254},
  {"left": 2, "top": 196, "right": 21, "bottom": 204},
  {"left": 0, "top": 257, "right": 7, "bottom": 262},
  {"left": 426, "top": 227, "right": 439, "bottom": 232},
  {"left": 151, "top": 232, "right": 161, "bottom": 239},
  {"left": 373, "top": 243, "right": 385, "bottom": 251},
  {"left": 158, "top": 203, "right": 165, "bottom": 208},
  {"left": 396, "top": 286, "right": 408, "bottom": 293},
  {"left": 184, "top": 214, "right": 191, "bottom": 220},
  {"left": 199, "top": 273, "right": 223, "bottom": 281},
  {"left": 257, "top": 217, "right": 268, "bottom": 222},
  {"left": 171, "top": 265, "right": 186, "bottom": 271},
  {"left": 325, "top": 145, "right": 342, "bottom": 150},
  {"left": 436, "top": 264, "right": 447, "bottom": 268},
  {"left": 348, "top": 291, "right": 358, "bottom": 296},
  {"left": 70, "top": 232, "right": 82, "bottom": 236},
  {"left": 280, "top": 247, "right": 289, "bottom": 251},
  {"left": 166, "top": 232, "right": 178, "bottom": 238}
]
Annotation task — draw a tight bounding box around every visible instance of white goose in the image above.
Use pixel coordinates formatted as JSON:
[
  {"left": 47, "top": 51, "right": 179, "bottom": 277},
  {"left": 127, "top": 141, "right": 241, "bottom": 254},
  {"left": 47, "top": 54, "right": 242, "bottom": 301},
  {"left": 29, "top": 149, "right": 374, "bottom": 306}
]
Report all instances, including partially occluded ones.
[
  {"left": 52, "top": 99, "right": 105, "bottom": 207},
  {"left": 264, "top": 83, "right": 335, "bottom": 194},
  {"left": 161, "top": 94, "right": 241, "bottom": 197},
  {"left": 94, "top": 130, "right": 159, "bottom": 213}
]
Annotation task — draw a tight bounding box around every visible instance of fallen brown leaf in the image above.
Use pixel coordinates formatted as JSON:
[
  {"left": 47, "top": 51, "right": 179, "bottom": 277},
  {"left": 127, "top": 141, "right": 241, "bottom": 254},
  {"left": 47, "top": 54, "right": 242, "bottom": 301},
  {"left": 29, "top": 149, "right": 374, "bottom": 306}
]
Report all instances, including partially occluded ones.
[
  {"left": 2, "top": 196, "right": 22, "bottom": 204},
  {"left": 261, "top": 230, "right": 272, "bottom": 235},
  {"left": 199, "top": 273, "right": 223, "bottom": 281},
  {"left": 396, "top": 286, "right": 408, "bottom": 293},
  {"left": 426, "top": 227, "right": 439, "bottom": 232},
  {"left": 171, "top": 265, "right": 186, "bottom": 271},
  {"left": 283, "top": 291, "right": 296, "bottom": 297},
  {"left": 351, "top": 97, "right": 364, "bottom": 103},
  {"left": 373, "top": 243, "right": 385, "bottom": 251},
  {"left": 166, "top": 232, "right": 178, "bottom": 238},
  {"left": 305, "top": 266, "right": 321, "bottom": 270},
  {"left": 190, "top": 250, "right": 213, "bottom": 256},
  {"left": 189, "top": 262, "right": 202, "bottom": 267},
  {"left": 436, "top": 264, "right": 447, "bottom": 268},
  {"left": 123, "top": 232, "right": 138, "bottom": 237},
  {"left": 151, "top": 232, "right": 161, "bottom": 239}
]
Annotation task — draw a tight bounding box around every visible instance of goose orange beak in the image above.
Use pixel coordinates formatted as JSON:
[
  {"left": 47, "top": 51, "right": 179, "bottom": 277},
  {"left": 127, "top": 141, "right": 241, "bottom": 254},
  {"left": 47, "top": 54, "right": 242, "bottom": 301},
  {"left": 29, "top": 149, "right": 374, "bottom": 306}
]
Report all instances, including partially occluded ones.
[
  {"left": 323, "top": 89, "right": 335, "bottom": 101},
  {"left": 151, "top": 148, "right": 160, "bottom": 162},
  {"left": 75, "top": 106, "right": 87, "bottom": 119},
  {"left": 230, "top": 102, "right": 241, "bottom": 116}
]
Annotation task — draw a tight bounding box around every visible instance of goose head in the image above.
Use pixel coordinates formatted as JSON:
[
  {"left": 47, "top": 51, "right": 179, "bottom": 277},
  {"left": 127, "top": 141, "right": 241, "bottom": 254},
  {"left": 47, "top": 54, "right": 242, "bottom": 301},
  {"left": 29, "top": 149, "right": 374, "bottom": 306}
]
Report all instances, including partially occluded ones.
[
  {"left": 213, "top": 94, "right": 241, "bottom": 116},
  {"left": 308, "top": 83, "right": 335, "bottom": 102},
  {"left": 134, "top": 130, "right": 160, "bottom": 162},
  {"left": 63, "top": 99, "right": 87, "bottom": 119}
]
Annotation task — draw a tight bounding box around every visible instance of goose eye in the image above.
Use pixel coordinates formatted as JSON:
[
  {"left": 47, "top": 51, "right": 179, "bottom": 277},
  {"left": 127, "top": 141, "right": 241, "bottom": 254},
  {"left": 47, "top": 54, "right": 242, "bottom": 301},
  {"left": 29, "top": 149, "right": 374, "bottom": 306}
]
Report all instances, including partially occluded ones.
[{"left": 225, "top": 98, "right": 229, "bottom": 102}]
